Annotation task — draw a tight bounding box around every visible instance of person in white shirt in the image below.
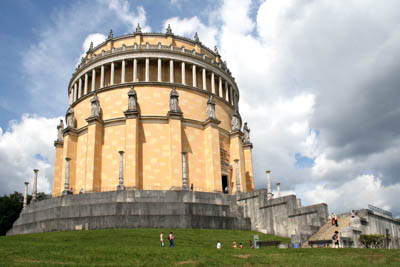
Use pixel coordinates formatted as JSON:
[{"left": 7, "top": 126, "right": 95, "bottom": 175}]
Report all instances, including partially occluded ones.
[{"left": 216, "top": 241, "right": 221, "bottom": 249}]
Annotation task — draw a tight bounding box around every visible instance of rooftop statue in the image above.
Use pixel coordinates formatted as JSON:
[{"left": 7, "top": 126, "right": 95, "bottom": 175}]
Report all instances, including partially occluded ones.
[
  {"left": 90, "top": 93, "right": 101, "bottom": 118},
  {"left": 57, "top": 120, "right": 64, "bottom": 142},
  {"left": 108, "top": 29, "right": 113, "bottom": 40},
  {"left": 243, "top": 122, "right": 250, "bottom": 144},
  {"left": 166, "top": 24, "right": 173, "bottom": 35},
  {"left": 169, "top": 86, "right": 180, "bottom": 112},
  {"left": 127, "top": 86, "right": 138, "bottom": 112},
  {"left": 206, "top": 95, "right": 216, "bottom": 120},
  {"left": 136, "top": 23, "right": 142, "bottom": 33},
  {"left": 231, "top": 110, "right": 242, "bottom": 131},
  {"left": 194, "top": 32, "right": 200, "bottom": 43},
  {"left": 65, "top": 106, "right": 76, "bottom": 128}
]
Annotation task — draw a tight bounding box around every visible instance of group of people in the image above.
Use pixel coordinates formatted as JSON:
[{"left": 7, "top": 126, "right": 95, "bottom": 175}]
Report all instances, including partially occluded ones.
[
  {"left": 216, "top": 240, "right": 255, "bottom": 249},
  {"left": 160, "top": 232, "right": 175, "bottom": 248}
]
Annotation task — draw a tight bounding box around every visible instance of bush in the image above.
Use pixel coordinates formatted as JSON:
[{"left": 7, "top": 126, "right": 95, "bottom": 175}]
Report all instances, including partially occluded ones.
[{"left": 359, "top": 234, "right": 385, "bottom": 248}]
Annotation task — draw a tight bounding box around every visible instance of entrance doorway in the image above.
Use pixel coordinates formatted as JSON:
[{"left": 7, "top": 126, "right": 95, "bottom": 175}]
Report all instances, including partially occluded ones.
[{"left": 222, "top": 175, "right": 228, "bottom": 194}]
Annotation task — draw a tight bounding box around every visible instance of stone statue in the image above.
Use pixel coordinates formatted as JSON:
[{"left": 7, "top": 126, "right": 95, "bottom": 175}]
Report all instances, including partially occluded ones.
[
  {"left": 136, "top": 23, "right": 142, "bottom": 33},
  {"left": 65, "top": 106, "right": 76, "bottom": 128},
  {"left": 206, "top": 95, "right": 216, "bottom": 120},
  {"left": 90, "top": 93, "right": 101, "bottom": 118},
  {"left": 169, "top": 86, "right": 179, "bottom": 112},
  {"left": 214, "top": 46, "right": 219, "bottom": 55},
  {"left": 108, "top": 29, "right": 113, "bottom": 39},
  {"left": 242, "top": 122, "right": 250, "bottom": 144},
  {"left": 194, "top": 32, "right": 200, "bottom": 43},
  {"left": 57, "top": 120, "right": 64, "bottom": 142},
  {"left": 166, "top": 24, "right": 172, "bottom": 35},
  {"left": 231, "top": 110, "right": 241, "bottom": 131},
  {"left": 127, "top": 86, "right": 138, "bottom": 112}
]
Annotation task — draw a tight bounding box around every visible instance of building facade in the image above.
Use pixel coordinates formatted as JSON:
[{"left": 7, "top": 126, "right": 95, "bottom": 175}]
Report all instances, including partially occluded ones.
[{"left": 52, "top": 26, "right": 255, "bottom": 196}]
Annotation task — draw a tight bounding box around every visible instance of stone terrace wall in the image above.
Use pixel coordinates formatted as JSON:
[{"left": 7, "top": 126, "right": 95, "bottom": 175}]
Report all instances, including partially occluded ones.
[
  {"left": 237, "top": 189, "right": 328, "bottom": 243},
  {"left": 7, "top": 190, "right": 251, "bottom": 235}
]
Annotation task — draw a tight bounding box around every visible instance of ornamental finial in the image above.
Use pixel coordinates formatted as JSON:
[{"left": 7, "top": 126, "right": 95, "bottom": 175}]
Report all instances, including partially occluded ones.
[
  {"left": 214, "top": 45, "right": 219, "bottom": 55},
  {"left": 136, "top": 23, "right": 142, "bottom": 33},
  {"left": 166, "top": 24, "right": 173, "bottom": 35},
  {"left": 108, "top": 29, "right": 113, "bottom": 39}
]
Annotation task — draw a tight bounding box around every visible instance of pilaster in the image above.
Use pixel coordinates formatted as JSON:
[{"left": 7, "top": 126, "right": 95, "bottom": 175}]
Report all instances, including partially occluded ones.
[
  {"left": 85, "top": 117, "right": 103, "bottom": 192},
  {"left": 203, "top": 119, "right": 222, "bottom": 192},
  {"left": 52, "top": 140, "right": 64, "bottom": 197},
  {"left": 229, "top": 130, "right": 246, "bottom": 193},
  {"left": 61, "top": 128, "right": 77, "bottom": 195},
  {"left": 167, "top": 111, "right": 183, "bottom": 189},
  {"left": 243, "top": 143, "right": 255, "bottom": 192},
  {"left": 124, "top": 110, "right": 140, "bottom": 189}
]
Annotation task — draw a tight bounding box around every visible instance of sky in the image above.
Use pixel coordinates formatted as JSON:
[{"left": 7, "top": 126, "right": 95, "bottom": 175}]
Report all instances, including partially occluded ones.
[{"left": 0, "top": 0, "right": 399, "bottom": 217}]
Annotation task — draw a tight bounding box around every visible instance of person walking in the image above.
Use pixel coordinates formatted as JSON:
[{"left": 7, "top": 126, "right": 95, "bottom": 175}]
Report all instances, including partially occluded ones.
[
  {"left": 168, "top": 232, "right": 175, "bottom": 248},
  {"left": 216, "top": 240, "right": 221, "bottom": 249},
  {"left": 332, "top": 231, "right": 340, "bottom": 248},
  {"left": 331, "top": 212, "right": 335, "bottom": 226},
  {"left": 334, "top": 213, "right": 339, "bottom": 227},
  {"left": 160, "top": 232, "right": 165, "bottom": 247}
]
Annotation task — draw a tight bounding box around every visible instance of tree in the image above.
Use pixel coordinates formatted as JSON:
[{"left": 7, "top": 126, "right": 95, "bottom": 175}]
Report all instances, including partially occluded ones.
[
  {"left": 0, "top": 192, "right": 24, "bottom": 236},
  {"left": 359, "top": 234, "right": 385, "bottom": 248}
]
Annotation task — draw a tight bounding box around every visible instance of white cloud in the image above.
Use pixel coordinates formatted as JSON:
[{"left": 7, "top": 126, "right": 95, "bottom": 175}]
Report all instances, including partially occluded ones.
[{"left": 0, "top": 115, "right": 60, "bottom": 195}]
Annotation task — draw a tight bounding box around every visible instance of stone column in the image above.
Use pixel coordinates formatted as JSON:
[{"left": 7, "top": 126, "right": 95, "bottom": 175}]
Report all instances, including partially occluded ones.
[
  {"left": 297, "top": 198, "right": 302, "bottom": 207},
  {"left": 169, "top": 59, "right": 174, "bottom": 83},
  {"left": 100, "top": 65, "right": 105, "bottom": 88},
  {"left": 117, "top": 151, "right": 125, "bottom": 190},
  {"left": 230, "top": 86, "right": 234, "bottom": 105},
  {"left": 225, "top": 81, "right": 229, "bottom": 101},
  {"left": 211, "top": 72, "right": 215, "bottom": 94},
  {"left": 157, "top": 58, "right": 162, "bottom": 82},
  {"left": 181, "top": 62, "right": 186, "bottom": 85},
  {"left": 219, "top": 77, "right": 223, "bottom": 97},
  {"left": 23, "top": 182, "right": 29, "bottom": 208},
  {"left": 202, "top": 68, "right": 207, "bottom": 90},
  {"left": 91, "top": 69, "right": 96, "bottom": 92},
  {"left": 204, "top": 120, "right": 222, "bottom": 192},
  {"left": 74, "top": 83, "right": 77, "bottom": 102},
  {"left": 266, "top": 170, "right": 272, "bottom": 200},
  {"left": 84, "top": 73, "right": 88, "bottom": 95},
  {"left": 145, "top": 58, "right": 149, "bottom": 82},
  {"left": 69, "top": 90, "right": 72, "bottom": 105},
  {"left": 63, "top": 158, "right": 71, "bottom": 195},
  {"left": 235, "top": 159, "right": 241, "bottom": 194},
  {"left": 192, "top": 65, "right": 196, "bottom": 87},
  {"left": 78, "top": 78, "right": 82, "bottom": 98},
  {"left": 133, "top": 59, "right": 137, "bottom": 82},
  {"left": 110, "top": 62, "right": 115, "bottom": 85},
  {"left": 121, "top": 60, "right": 126, "bottom": 83},
  {"left": 182, "top": 152, "right": 188, "bottom": 189},
  {"left": 276, "top": 182, "right": 281, "bottom": 198},
  {"left": 32, "top": 169, "right": 38, "bottom": 201}
]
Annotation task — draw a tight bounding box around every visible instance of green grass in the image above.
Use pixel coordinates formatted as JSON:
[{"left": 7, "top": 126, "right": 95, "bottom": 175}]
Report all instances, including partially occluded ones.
[{"left": 0, "top": 228, "right": 399, "bottom": 266}]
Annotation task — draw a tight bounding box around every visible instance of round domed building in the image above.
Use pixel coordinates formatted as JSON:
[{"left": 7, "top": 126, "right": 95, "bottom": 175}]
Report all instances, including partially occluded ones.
[{"left": 52, "top": 25, "right": 255, "bottom": 196}]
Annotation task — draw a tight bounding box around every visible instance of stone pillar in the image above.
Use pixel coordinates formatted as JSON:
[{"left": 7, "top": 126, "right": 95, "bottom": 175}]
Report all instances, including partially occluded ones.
[
  {"left": 32, "top": 169, "right": 38, "bottom": 201},
  {"left": 167, "top": 111, "right": 183, "bottom": 189},
  {"left": 266, "top": 170, "right": 272, "bottom": 200},
  {"left": 276, "top": 182, "right": 281, "bottom": 198},
  {"left": 100, "top": 65, "right": 105, "bottom": 88},
  {"left": 181, "top": 62, "right": 186, "bottom": 85},
  {"left": 297, "top": 198, "right": 302, "bottom": 207},
  {"left": 234, "top": 159, "right": 241, "bottom": 194},
  {"left": 202, "top": 68, "right": 207, "bottom": 90},
  {"left": 157, "top": 58, "right": 162, "bottom": 82},
  {"left": 230, "top": 86, "right": 234, "bottom": 105},
  {"left": 53, "top": 135, "right": 64, "bottom": 197},
  {"left": 182, "top": 152, "right": 188, "bottom": 189},
  {"left": 110, "top": 62, "right": 115, "bottom": 85},
  {"left": 91, "top": 69, "right": 96, "bottom": 92},
  {"left": 78, "top": 78, "right": 82, "bottom": 98},
  {"left": 73, "top": 83, "right": 77, "bottom": 102},
  {"left": 169, "top": 59, "right": 174, "bottom": 83},
  {"left": 219, "top": 77, "right": 223, "bottom": 97},
  {"left": 145, "top": 58, "right": 149, "bottom": 82},
  {"left": 62, "top": 157, "right": 70, "bottom": 195},
  {"left": 84, "top": 73, "right": 88, "bottom": 95},
  {"left": 69, "top": 89, "right": 72, "bottom": 105},
  {"left": 117, "top": 151, "right": 125, "bottom": 190},
  {"left": 121, "top": 59, "right": 126, "bottom": 83},
  {"left": 23, "top": 182, "right": 29, "bottom": 208},
  {"left": 85, "top": 116, "right": 103, "bottom": 192},
  {"left": 211, "top": 72, "right": 215, "bottom": 94},
  {"left": 225, "top": 81, "right": 229, "bottom": 101},
  {"left": 124, "top": 109, "right": 139, "bottom": 189},
  {"left": 133, "top": 59, "right": 137, "bottom": 82},
  {"left": 230, "top": 130, "right": 246, "bottom": 193},
  {"left": 192, "top": 65, "right": 196, "bottom": 87}
]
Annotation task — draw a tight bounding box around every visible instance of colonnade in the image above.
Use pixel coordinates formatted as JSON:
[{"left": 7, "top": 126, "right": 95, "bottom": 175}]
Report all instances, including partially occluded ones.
[{"left": 69, "top": 57, "right": 236, "bottom": 107}]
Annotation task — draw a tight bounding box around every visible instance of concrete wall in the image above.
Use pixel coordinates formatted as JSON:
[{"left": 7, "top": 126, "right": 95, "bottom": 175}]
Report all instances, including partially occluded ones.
[
  {"left": 237, "top": 189, "right": 328, "bottom": 243},
  {"left": 7, "top": 190, "right": 251, "bottom": 236},
  {"left": 341, "top": 209, "right": 400, "bottom": 249}
]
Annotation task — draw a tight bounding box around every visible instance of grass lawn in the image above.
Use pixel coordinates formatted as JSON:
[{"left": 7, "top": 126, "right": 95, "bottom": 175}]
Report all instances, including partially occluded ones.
[{"left": 0, "top": 228, "right": 399, "bottom": 266}]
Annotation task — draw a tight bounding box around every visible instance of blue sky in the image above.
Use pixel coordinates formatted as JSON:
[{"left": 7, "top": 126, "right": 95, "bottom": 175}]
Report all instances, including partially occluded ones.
[{"left": 1, "top": 0, "right": 400, "bottom": 216}]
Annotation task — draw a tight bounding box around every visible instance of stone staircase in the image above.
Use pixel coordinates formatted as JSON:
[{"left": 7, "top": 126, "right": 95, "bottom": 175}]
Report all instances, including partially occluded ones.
[{"left": 304, "top": 215, "right": 351, "bottom": 247}]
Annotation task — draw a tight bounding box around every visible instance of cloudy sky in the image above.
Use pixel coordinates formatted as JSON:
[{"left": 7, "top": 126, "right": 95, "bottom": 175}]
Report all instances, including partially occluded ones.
[{"left": 1, "top": 0, "right": 399, "bottom": 216}]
